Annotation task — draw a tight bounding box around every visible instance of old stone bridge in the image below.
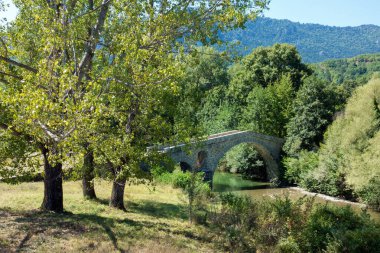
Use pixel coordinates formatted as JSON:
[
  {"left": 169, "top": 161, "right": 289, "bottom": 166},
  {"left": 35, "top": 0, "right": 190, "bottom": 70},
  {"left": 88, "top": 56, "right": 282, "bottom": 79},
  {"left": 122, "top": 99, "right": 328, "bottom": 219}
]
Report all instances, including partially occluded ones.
[{"left": 161, "top": 130, "right": 284, "bottom": 183}]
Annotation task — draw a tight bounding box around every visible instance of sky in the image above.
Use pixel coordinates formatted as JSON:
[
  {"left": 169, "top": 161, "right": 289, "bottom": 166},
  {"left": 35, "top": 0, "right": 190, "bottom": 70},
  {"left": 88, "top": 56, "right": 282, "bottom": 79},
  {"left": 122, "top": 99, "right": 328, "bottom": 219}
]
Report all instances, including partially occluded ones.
[
  {"left": 263, "top": 0, "right": 380, "bottom": 27},
  {"left": 1, "top": 0, "right": 380, "bottom": 27}
]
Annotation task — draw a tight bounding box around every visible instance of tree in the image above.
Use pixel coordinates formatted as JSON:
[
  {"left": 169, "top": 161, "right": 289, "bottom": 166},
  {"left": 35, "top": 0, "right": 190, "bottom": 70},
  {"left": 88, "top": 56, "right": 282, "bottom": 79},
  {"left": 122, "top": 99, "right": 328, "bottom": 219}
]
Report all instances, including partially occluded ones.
[
  {"left": 0, "top": 0, "right": 114, "bottom": 212},
  {"left": 284, "top": 76, "right": 340, "bottom": 155},
  {"left": 89, "top": 1, "right": 269, "bottom": 210},
  {"left": 175, "top": 46, "right": 231, "bottom": 135},
  {"left": 242, "top": 74, "right": 295, "bottom": 137},
  {"left": 0, "top": 0, "right": 270, "bottom": 211},
  {"left": 228, "top": 43, "right": 311, "bottom": 106}
]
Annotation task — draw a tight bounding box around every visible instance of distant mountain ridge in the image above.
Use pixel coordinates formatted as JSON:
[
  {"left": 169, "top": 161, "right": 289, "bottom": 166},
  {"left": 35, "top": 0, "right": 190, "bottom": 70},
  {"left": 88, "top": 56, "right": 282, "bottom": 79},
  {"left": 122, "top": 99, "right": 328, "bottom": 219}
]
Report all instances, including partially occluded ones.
[{"left": 220, "top": 17, "right": 380, "bottom": 63}]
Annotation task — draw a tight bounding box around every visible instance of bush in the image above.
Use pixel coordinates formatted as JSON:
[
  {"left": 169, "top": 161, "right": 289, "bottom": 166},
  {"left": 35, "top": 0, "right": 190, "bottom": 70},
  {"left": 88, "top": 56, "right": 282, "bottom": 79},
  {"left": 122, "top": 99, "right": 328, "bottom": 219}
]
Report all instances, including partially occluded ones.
[
  {"left": 275, "top": 236, "right": 301, "bottom": 253},
  {"left": 284, "top": 150, "right": 356, "bottom": 200},
  {"left": 209, "top": 193, "right": 380, "bottom": 253},
  {"left": 301, "top": 170, "right": 356, "bottom": 199},
  {"left": 171, "top": 170, "right": 211, "bottom": 224},
  {"left": 283, "top": 150, "right": 319, "bottom": 184},
  {"left": 151, "top": 166, "right": 175, "bottom": 185},
  {"left": 210, "top": 193, "right": 257, "bottom": 252},
  {"left": 300, "top": 204, "right": 380, "bottom": 252},
  {"left": 255, "top": 195, "right": 314, "bottom": 252},
  {"left": 358, "top": 176, "right": 380, "bottom": 211}
]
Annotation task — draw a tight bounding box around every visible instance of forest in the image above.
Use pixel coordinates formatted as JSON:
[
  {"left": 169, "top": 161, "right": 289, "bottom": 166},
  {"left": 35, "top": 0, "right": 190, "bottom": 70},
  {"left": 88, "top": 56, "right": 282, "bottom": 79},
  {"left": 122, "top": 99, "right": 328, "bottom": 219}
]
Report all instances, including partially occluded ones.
[
  {"left": 219, "top": 17, "right": 380, "bottom": 62},
  {"left": 177, "top": 45, "right": 380, "bottom": 210}
]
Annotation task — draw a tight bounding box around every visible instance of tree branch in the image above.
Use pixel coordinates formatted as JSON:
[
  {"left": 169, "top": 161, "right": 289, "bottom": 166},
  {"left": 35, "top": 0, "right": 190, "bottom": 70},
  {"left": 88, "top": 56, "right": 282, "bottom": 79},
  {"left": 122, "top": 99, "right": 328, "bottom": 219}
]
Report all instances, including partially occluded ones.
[
  {"left": 36, "top": 120, "right": 76, "bottom": 142},
  {"left": 0, "top": 122, "right": 34, "bottom": 143},
  {"left": 36, "top": 121, "right": 60, "bottom": 142},
  {"left": 75, "top": 0, "right": 111, "bottom": 84},
  {"left": 0, "top": 71, "right": 23, "bottom": 80},
  {"left": 0, "top": 56, "right": 37, "bottom": 73}
]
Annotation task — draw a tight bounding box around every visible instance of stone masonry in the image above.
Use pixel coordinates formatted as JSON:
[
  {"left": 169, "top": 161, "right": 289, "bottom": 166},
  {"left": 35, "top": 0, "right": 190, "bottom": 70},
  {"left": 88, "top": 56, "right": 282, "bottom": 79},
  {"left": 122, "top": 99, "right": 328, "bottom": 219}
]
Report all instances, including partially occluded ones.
[{"left": 163, "top": 130, "right": 284, "bottom": 182}]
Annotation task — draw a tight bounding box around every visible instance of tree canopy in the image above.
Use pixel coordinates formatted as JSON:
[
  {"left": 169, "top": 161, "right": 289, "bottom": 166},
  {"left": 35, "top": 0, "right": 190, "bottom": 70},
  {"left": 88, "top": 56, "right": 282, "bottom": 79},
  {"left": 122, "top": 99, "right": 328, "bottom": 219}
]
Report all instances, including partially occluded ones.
[{"left": 0, "top": 0, "right": 269, "bottom": 211}]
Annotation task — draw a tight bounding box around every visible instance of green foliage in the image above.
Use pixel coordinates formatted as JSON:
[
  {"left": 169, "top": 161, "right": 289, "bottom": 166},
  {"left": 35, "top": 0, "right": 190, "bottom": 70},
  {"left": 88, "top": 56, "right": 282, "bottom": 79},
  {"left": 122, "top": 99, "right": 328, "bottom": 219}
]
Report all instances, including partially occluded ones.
[
  {"left": 211, "top": 193, "right": 380, "bottom": 253},
  {"left": 318, "top": 78, "right": 380, "bottom": 192},
  {"left": 228, "top": 44, "right": 310, "bottom": 105},
  {"left": 224, "top": 144, "right": 266, "bottom": 180},
  {"left": 170, "top": 170, "right": 211, "bottom": 224},
  {"left": 301, "top": 169, "right": 355, "bottom": 199},
  {"left": 177, "top": 46, "right": 231, "bottom": 134},
  {"left": 255, "top": 195, "right": 314, "bottom": 251},
  {"left": 219, "top": 17, "right": 380, "bottom": 63},
  {"left": 313, "top": 53, "right": 380, "bottom": 84},
  {"left": 284, "top": 150, "right": 355, "bottom": 198},
  {"left": 358, "top": 176, "right": 380, "bottom": 211},
  {"left": 284, "top": 78, "right": 380, "bottom": 203},
  {"left": 301, "top": 205, "right": 380, "bottom": 253},
  {"left": 242, "top": 75, "right": 295, "bottom": 137},
  {"left": 0, "top": 0, "right": 269, "bottom": 211},
  {"left": 210, "top": 193, "right": 257, "bottom": 252},
  {"left": 284, "top": 76, "right": 341, "bottom": 155},
  {"left": 283, "top": 150, "right": 319, "bottom": 185},
  {"left": 275, "top": 236, "right": 301, "bottom": 253}
]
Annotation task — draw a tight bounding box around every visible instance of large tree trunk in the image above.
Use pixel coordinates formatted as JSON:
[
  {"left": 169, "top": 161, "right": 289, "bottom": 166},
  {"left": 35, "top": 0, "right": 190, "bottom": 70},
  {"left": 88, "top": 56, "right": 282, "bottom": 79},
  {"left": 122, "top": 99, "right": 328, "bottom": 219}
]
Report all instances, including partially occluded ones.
[
  {"left": 41, "top": 148, "right": 63, "bottom": 212},
  {"left": 82, "top": 148, "right": 96, "bottom": 199},
  {"left": 109, "top": 178, "right": 126, "bottom": 210}
]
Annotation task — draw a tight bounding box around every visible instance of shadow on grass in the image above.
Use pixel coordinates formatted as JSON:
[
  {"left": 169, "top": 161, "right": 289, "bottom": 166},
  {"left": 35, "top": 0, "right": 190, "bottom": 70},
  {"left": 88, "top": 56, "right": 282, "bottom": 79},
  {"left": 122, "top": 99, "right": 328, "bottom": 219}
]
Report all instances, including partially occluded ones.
[
  {"left": 126, "top": 200, "right": 188, "bottom": 220},
  {"left": 0, "top": 198, "right": 198, "bottom": 252},
  {"left": 87, "top": 197, "right": 188, "bottom": 220}
]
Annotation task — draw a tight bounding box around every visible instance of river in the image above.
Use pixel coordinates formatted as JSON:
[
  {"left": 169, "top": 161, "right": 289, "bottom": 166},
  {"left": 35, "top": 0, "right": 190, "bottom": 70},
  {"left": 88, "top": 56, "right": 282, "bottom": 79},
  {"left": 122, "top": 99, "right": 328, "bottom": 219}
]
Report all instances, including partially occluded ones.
[{"left": 213, "top": 172, "right": 380, "bottom": 222}]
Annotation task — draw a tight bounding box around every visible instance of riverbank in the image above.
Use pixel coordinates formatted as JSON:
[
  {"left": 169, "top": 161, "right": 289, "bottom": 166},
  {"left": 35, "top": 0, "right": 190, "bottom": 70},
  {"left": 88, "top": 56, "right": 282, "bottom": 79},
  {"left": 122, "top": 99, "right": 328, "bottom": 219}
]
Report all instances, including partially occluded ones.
[
  {"left": 290, "top": 187, "right": 366, "bottom": 207},
  {"left": 212, "top": 172, "right": 380, "bottom": 222}
]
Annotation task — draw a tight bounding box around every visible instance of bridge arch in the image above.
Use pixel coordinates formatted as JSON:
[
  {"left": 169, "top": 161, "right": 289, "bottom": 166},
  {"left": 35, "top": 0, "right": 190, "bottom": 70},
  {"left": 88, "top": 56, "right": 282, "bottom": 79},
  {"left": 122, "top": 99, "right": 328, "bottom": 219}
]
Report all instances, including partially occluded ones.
[
  {"left": 209, "top": 141, "right": 278, "bottom": 181},
  {"left": 164, "top": 130, "right": 284, "bottom": 183}
]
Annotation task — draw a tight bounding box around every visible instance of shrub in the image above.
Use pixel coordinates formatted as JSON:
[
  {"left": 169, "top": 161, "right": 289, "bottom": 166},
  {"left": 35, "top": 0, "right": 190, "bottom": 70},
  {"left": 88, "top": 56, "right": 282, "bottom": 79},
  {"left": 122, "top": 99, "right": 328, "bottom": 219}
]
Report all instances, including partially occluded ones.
[
  {"left": 255, "top": 195, "right": 314, "bottom": 252},
  {"left": 171, "top": 170, "right": 211, "bottom": 224},
  {"left": 301, "top": 170, "right": 356, "bottom": 199},
  {"left": 275, "top": 236, "right": 301, "bottom": 253},
  {"left": 151, "top": 166, "right": 175, "bottom": 185},
  {"left": 300, "top": 204, "right": 380, "bottom": 252},
  {"left": 283, "top": 150, "right": 319, "bottom": 185},
  {"left": 358, "top": 176, "right": 380, "bottom": 211},
  {"left": 209, "top": 193, "right": 380, "bottom": 253},
  {"left": 210, "top": 193, "right": 257, "bottom": 252}
]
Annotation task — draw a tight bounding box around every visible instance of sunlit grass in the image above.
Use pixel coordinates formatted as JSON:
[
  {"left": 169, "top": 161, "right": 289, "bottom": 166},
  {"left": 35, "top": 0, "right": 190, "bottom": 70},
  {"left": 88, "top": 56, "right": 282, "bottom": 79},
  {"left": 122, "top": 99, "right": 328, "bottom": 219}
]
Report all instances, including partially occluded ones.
[{"left": 0, "top": 180, "right": 214, "bottom": 252}]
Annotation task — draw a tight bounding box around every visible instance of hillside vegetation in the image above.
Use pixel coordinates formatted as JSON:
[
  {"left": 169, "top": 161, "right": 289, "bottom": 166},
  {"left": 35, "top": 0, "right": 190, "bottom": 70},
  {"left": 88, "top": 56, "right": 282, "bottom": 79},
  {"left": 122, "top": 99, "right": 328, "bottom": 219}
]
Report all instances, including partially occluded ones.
[
  {"left": 312, "top": 53, "right": 380, "bottom": 84},
  {"left": 321, "top": 78, "right": 380, "bottom": 190},
  {"left": 220, "top": 18, "right": 380, "bottom": 62},
  {"left": 285, "top": 78, "right": 380, "bottom": 210}
]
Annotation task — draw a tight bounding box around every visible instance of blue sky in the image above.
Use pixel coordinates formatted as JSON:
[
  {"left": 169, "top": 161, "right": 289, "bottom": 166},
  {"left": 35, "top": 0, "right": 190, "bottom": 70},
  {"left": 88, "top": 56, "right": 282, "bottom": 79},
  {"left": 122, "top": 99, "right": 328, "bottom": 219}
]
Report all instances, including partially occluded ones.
[
  {"left": 2, "top": 0, "right": 380, "bottom": 27},
  {"left": 263, "top": 0, "right": 380, "bottom": 26}
]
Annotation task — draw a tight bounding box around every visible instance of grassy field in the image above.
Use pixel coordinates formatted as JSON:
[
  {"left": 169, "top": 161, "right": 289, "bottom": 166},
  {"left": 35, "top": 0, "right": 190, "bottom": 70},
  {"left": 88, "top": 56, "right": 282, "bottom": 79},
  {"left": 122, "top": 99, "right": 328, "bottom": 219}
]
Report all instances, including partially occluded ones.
[{"left": 0, "top": 180, "right": 214, "bottom": 253}]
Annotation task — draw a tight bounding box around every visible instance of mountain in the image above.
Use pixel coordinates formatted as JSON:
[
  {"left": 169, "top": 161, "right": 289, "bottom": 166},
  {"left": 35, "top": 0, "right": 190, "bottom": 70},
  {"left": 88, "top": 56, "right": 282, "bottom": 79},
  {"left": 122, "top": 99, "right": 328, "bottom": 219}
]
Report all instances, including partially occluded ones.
[{"left": 220, "top": 17, "right": 380, "bottom": 63}]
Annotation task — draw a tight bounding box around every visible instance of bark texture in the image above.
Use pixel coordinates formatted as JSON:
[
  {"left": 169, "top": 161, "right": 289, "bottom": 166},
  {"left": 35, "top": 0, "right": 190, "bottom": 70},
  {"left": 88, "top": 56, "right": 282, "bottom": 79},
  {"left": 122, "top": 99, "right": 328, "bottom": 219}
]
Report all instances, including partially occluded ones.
[
  {"left": 82, "top": 149, "right": 96, "bottom": 199},
  {"left": 109, "top": 178, "right": 126, "bottom": 210},
  {"left": 41, "top": 149, "right": 63, "bottom": 212}
]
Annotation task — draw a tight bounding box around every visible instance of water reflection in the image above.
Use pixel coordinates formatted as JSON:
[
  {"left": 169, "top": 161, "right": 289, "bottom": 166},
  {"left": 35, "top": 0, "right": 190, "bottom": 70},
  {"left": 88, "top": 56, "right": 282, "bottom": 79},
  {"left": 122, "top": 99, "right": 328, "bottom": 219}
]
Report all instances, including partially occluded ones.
[{"left": 212, "top": 172, "right": 270, "bottom": 192}]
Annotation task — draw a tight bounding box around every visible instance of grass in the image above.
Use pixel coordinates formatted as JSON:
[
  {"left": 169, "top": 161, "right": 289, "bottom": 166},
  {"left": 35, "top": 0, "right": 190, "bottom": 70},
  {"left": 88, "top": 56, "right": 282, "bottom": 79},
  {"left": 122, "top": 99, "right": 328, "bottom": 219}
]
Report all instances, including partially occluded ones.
[{"left": 0, "top": 180, "right": 214, "bottom": 253}]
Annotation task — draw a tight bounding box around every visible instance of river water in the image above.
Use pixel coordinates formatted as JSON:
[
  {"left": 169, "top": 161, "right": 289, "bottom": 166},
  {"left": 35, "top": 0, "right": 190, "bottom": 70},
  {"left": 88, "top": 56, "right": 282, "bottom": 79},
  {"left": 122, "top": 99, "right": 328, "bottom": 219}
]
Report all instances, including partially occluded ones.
[{"left": 213, "top": 172, "right": 380, "bottom": 222}]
